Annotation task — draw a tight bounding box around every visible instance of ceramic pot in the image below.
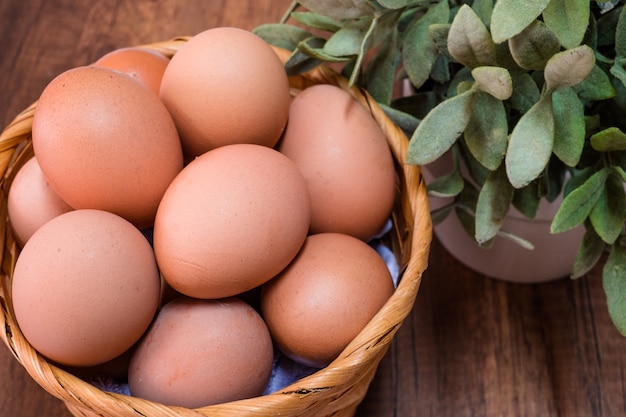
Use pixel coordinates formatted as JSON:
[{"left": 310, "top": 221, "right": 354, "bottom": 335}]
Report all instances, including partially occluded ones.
[{"left": 423, "top": 156, "right": 585, "bottom": 284}]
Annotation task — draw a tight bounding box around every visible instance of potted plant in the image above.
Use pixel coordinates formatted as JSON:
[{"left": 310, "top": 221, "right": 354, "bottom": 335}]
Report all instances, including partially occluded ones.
[{"left": 254, "top": 0, "right": 626, "bottom": 336}]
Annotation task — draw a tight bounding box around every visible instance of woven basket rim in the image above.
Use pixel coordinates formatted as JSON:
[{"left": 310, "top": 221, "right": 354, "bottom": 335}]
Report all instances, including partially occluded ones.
[{"left": 0, "top": 36, "right": 432, "bottom": 417}]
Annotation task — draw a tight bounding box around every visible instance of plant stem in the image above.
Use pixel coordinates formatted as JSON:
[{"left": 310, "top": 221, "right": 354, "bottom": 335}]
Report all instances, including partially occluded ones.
[{"left": 280, "top": 1, "right": 299, "bottom": 24}]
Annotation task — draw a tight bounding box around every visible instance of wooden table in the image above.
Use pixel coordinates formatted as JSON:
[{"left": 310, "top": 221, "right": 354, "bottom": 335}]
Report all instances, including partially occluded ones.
[{"left": 1, "top": 1, "right": 624, "bottom": 416}]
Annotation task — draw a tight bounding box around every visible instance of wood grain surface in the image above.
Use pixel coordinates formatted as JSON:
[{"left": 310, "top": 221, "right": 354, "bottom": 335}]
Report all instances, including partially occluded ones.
[{"left": 1, "top": 1, "right": 624, "bottom": 416}]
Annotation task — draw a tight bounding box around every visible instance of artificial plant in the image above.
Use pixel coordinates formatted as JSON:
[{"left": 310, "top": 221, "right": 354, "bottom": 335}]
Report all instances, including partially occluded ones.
[{"left": 254, "top": 0, "right": 626, "bottom": 336}]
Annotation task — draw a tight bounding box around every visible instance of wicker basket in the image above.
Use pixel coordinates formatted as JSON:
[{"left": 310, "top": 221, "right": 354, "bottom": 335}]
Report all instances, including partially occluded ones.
[{"left": 0, "top": 37, "right": 432, "bottom": 417}]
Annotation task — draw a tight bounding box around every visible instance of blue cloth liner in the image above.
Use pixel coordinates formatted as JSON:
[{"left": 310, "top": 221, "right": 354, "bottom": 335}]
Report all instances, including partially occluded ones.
[{"left": 90, "top": 220, "right": 400, "bottom": 397}]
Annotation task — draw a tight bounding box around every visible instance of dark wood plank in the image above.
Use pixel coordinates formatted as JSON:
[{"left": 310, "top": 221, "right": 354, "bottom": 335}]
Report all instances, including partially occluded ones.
[{"left": 358, "top": 239, "right": 626, "bottom": 417}]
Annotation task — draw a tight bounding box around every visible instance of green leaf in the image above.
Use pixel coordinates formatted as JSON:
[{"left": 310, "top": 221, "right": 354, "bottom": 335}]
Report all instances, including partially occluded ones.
[
  {"left": 447, "top": 4, "right": 497, "bottom": 68},
  {"left": 493, "top": 43, "right": 521, "bottom": 74},
  {"left": 455, "top": 181, "right": 480, "bottom": 240},
  {"left": 491, "top": 0, "right": 552, "bottom": 43},
  {"left": 378, "top": 0, "right": 423, "bottom": 8},
  {"left": 252, "top": 23, "right": 313, "bottom": 51},
  {"left": 390, "top": 91, "right": 439, "bottom": 119},
  {"left": 505, "top": 94, "right": 555, "bottom": 188},
  {"left": 366, "top": 27, "right": 400, "bottom": 104},
  {"left": 542, "top": 0, "right": 591, "bottom": 49},
  {"left": 611, "top": 151, "right": 626, "bottom": 176},
  {"left": 377, "top": 0, "right": 405, "bottom": 8},
  {"left": 464, "top": 91, "right": 508, "bottom": 170},
  {"left": 456, "top": 81, "right": 473, "bottom": 94},
  {"left": 290, "top": 12, "right": 343, "bottom": 32},
  {"left": 615, "top": 5, "right": 626, "bottom": 57},
  {"left": 571, "top": 228, "right": 607, "bottom": 279},
  {"left": 611, "top": 73, "right": 626, "bottom": 111},
  {"left": 508, "top": 20, "right": 561, "bottom": 70},
  {"left": 610, "top": 57, "right": 626, "bottom": 89},
  {"left": 596, "top": 4, "right": 621, "bottom": 47},
  {"left": 564, "top": 166, "right": 594, "bottom": 196},
  {"left": 584, "top": 9, "right": 598, "bottom": 50},
  {"left": 591, "top": 127, "right": 626, "bottom": 151},
  {"left": 371, "top": 8, "right": 405, "bottom": 46},
  {"left": 428, "top": 23, "right": 452, "bottom": 59},
  {"left": 406, "top": 90, "right": 473, "bottom": 166},
  {"left": 379, "top": 103, "right": 420, "bottom": 136},
  {"left": 512, "top": 182, "right": 541, "bottom": 219},
  {"left": 347, "top": 13, "right": 392, "bottom": 86},
  {"left": 614, "top": 165, "right": 626, "bottom": 182},
  {"left": 551, "top": 167, "right": 610, "bottom": 233},
  {"left": 475, "top": 165, "right": 515, "bottom": 244},
  {"left": 297, "top": 37, "right": 352, "bottom": 62},
  {"left": 471, "top": 66, "right": 513, "bottom": 100},
  {"left": 297, "top": 0, "right": 377, "bottom": 20},
  {"left": 427, "top": 169, "right": 464, "bottom": 197},
  {"left": 508, "top": 72, "right": 541, "bottom": 114},
  {"left": 397, "top": 3, "right": 422, "bottom": 29},
  {"left": 544, "top": 45, "right": 596, "bottom": 91},
  {"left": 458, "top": 140, "right": 490, "bottom": 186},
  {"left": 402, "top": 0, "right": 449, "bottom": 88},
  {"left": 542, "top": 158, "right": 567, "bottom": 202},
  {"left": 552, "top": 87, "right": 586, "bottom": 167},
  {"left": 585, "top": 114, "right": 602, "bottom": 137},
  {"left": 589, "top": 171, "right": 626, "bottom": 244},
  {"left": 283, "top": 49, "right": 322, "bottom": 76},
  {"left": 603, "top": 243, "right": 626, "bottom": 336},
  {"left": 431, "top": 203, "right": 455, "bottom": 225},
  {"left": 324, "top": 18, "right": 370, "bottom": 57},
  {"left": 472, "top": 0, "right": 494, "bottom": 27},
  {"left": 447, "top": 67, "right": 474, "bottom": 98},
  {"left": 456, "top": 204, "right": 477, "bottom": 242},
  {"left": 572, "top": 64, "right": 617, "bottom": 101},
  {"left": 430, "top": 53, "right": 450, "bottom": 84}
]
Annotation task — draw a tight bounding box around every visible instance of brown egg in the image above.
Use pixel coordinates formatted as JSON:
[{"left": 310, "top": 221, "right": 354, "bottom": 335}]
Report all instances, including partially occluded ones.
[
  {"left": 32, "top": 65, "right": 184, "bottom": 228},
  {"left": 159, "top": 27, "right": 290, "bottom": 158},
  {"left": 92, "top": 47, "right": 170, "bottom": 96},
  {"left": 278, "top": 84, "right": 397, "bottom": 241},
  {"left": 260, "top": 232, "right": 394, "bottom": 368},
  {"left": 154, "top": 143, "right": 310, "bottom": 299},
  {"left": 11, "top": 209, "right": 161, "bottom": 367},
  {"left": 7, "top": 156, "right": 73, "bottom": 247},
  {"left": 128, "top": 296, "right": 274, "bottom": 408}
]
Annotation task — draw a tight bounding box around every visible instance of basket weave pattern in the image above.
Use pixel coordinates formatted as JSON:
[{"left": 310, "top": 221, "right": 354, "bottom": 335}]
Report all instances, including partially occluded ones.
[{"left": 0, "top": 37, "right": 432, "bottom": 417}]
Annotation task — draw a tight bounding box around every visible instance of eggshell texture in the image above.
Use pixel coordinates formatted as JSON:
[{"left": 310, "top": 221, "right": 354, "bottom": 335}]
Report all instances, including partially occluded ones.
[
  {"left": 31, "top": 65, "right": 184, "bottom": 228},
  {"left": 92, "top": 47, "right": 170, "bottom": 96},
  {"left": 154, "top": 143, "right": 311, "bottom": 299},
  {"left": 7, "top": 156, "right": 73, "bottom": 247},
  {"left": 11, "top": 209, "right": 161, "bottom": 367},
  {"left": 159, "top": 27, "right": 290, "bottom": 158},
  {"left": 260, "top": 232, "right": 394, "bottom": 368},
  {"left": 278, "top": 84, "right": 397, "bottom": 241},
  {"left": 128, "top": 296, "right": 274, "bottom": 408}
]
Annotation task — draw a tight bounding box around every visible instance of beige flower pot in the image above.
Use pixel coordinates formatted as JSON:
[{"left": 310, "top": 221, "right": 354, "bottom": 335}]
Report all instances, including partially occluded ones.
[{"left": 423, "top": 156, "right": 585, "bottom": 283}]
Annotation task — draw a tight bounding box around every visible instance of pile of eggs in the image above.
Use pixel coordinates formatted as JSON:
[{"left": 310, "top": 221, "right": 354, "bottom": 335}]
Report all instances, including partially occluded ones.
[{"left": 7, "top": 27, "right": 398, "bottom": 408}]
